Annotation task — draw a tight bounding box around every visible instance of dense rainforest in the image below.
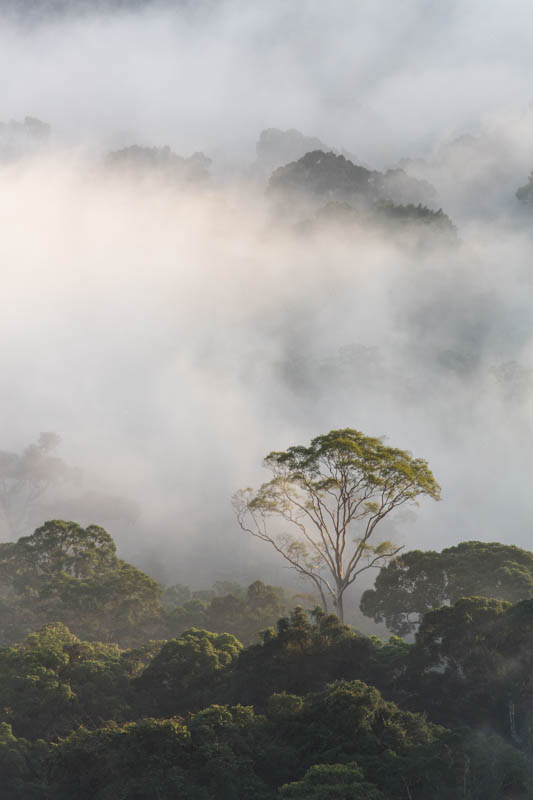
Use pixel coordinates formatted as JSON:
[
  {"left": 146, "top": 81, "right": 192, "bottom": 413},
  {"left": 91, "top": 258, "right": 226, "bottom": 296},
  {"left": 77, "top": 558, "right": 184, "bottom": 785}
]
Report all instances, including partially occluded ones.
[{"left": 2, "top": 516, "right": 533, "bottom": 798}]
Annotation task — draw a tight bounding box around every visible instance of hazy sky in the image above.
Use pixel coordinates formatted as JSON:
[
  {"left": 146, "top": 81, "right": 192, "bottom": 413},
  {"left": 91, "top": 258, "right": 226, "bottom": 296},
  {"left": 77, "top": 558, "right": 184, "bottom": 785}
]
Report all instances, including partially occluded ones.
[{"left": 2, "top": 1, "right": 533, "bottom": 164}]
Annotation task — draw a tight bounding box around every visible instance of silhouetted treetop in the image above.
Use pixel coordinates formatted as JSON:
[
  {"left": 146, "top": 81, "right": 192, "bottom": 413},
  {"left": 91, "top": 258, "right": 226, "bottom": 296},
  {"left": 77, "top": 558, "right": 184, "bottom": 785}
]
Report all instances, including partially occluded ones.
[
  {"left": 105, "top": 145, "right": 211, "bottom": 183},
  {"left": 268, "top": 150, "right": 436, "bottom": 210},
  {"left": 516, "top": 171, "right": 533, "bottom": 205}
]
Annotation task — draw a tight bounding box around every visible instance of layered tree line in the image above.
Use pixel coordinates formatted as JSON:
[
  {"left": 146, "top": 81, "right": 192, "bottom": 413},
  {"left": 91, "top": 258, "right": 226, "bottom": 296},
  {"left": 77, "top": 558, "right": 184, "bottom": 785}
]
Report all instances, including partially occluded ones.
[{"left": 2, "top": 428, "right": 533, "bottom": 797}]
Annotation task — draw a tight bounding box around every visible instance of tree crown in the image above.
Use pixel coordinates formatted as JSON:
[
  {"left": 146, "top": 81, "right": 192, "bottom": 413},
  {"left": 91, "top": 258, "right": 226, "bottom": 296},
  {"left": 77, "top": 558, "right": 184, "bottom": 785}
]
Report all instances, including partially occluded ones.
[{"left": 235, "top": 428, "right": 440, "bottom": 619}]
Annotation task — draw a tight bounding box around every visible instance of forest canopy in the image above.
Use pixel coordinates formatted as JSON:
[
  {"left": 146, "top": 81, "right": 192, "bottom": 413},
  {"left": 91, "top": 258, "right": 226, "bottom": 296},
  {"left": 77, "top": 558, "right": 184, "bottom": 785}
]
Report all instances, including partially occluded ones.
[
  {"left": 2, "top": 595, "right": 533, "bottom": 798},
  {"left": 360, "top": 540, "right": 533, "bottom": 635}
]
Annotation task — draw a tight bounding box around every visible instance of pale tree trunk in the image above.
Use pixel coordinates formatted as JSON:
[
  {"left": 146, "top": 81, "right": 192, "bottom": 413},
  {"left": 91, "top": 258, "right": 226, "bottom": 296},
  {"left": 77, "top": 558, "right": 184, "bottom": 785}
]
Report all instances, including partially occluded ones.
[
  {"left": 334, "top": 589, "right": 345, "bottom": 622},
  {"left": 317, "top": 582, "right": 329, "bottom": 614}
]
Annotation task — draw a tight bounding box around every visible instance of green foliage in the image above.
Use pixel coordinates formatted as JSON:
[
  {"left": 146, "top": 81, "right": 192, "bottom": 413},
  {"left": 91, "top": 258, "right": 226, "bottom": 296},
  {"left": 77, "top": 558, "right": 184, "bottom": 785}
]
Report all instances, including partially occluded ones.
[
  {"left": 206, "top": 581, "right": 285, "bottom": 643},
  {"left": 162, "top": 582, "right": 192, "bottom": 609},
  {"left": 457, "top": 730, "right": 531, "bottom": 800},
  {"left": 280, "top": 762, "right": 386, "bottom": 799},
  {"left": 41, "top": 680, "right": 476, "bottom": 800},
  {"left": 0, "top": 520, "right": 163, "bottom": 646},
  {"left": 0, "top": 520, "right": 315, "bottom": 651},
  {"left": 164, "top": 580, "right": 295, "bottom": 645},
  {"left": 136, "top": 628, "right": 243, "bottom": 715},
  {"left": 45, "top": 717, "right": 199, "bottom": 800},
  {"left": 405, "top": 596, "right": 533, "bottom": 739},
  {"left": 414, "top": 596, "right": 510, "bottom": 673},
  {"left": 45, "top": 710, "right": 272, "bottom": 800},
  {"left": 361, "top": 540, "right": 533, "bottom": 635},
  {"left": 0, "top": 622, "right": 140, "bottom": 740},
  {"left": 404, "top": 597, "right": 510, "bottom": 728},
  {"left": 257, "top": 679, "right": 525, "bottom": 798},
  {"left": 2, "top": 512, "right": 533, "bottom": 800},
  {"left": 0, "top": 723, "right": 49, "bottom": 800},
  {"left": 235, "top": 428, "right": 440, "bottom": 620},
  {"left": 232, "top": 607, "right": 408, "bottom": 707},
  {"left": 1, "top": 593, "right": 533, "bottom": 798}
]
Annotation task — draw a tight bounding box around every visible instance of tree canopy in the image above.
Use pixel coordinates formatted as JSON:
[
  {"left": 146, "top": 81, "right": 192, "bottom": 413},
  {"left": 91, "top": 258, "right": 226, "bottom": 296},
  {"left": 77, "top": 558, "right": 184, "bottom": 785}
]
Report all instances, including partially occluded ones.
[
  {"left": 268, "top": 150, "right": 437, "bottom": 215},
  {"left": 360, "top": 540, "right": 533, "bottom": 635},
  {"left": 1, "top": 592, "right": 533, "bottom": 798},
  {"left": 105, "top": 145, "right": 211, "bottom": 184},
  {"left": 0, "top": 519, "right": 317, "bottom": 649},
  {"left": 0, "top": 520, "right": 162, "bottom": 646},
  {"left": 234, "top": 428, "right": 440, "bottom": 620}
]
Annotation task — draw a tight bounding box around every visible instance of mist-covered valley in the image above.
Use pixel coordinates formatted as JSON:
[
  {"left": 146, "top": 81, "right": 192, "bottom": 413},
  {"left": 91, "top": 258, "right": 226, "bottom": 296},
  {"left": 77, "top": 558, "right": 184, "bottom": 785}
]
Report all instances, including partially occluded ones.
[
  {"left": 4, "top": 2, "right": 533, "bottom": 798},
  {"left": 2, "top": 113, "right": 533, "bottom": 589}
]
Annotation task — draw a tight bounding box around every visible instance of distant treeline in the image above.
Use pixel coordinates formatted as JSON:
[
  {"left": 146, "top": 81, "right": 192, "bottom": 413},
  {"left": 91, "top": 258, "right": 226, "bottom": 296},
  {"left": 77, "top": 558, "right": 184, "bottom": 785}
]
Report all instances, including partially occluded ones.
[
  {"left": 3, "top": 519, "right": 533, "bottom": 648},
  {"left": 0, "top": 520, "right": 310, "bottom": 648}
]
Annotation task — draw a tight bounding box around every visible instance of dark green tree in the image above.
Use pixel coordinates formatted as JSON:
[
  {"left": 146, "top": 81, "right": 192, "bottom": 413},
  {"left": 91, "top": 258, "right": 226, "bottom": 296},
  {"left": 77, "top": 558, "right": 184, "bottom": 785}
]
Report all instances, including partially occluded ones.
[
  {"left": 45, "top": 708, "right": 271, "bottom": 800},
  {"left": 231, "top": 606, "right": 408, "bottom": 707},
  {"left": 0, "top": 622, "right": 142, "bottom": 740},
  {"left": 0, "top": 722, "right": 48, "bottom": 800},
  {"left": 136, "top": 628, "right": 242, "bottom": 716},
  {"left": 0, "top": 520, "right": 163, "bottom": 646},
  {"left": 403, "top": 597, "right": 514, "bottom": 733},
  {"left": 164, "top": 580, "right": 312, "bottom": 645},
  {"left": 205, "top": 581, "right": 285, "bottom": 644},
  {"left": 361, "top": 541, "right": 533, "bottom": 635},
  {"left": 280, "top": 762, "right": 385, "bottom": 799},
  {"left": 409, "top": 596, "right": 533, "bottom": 743}
]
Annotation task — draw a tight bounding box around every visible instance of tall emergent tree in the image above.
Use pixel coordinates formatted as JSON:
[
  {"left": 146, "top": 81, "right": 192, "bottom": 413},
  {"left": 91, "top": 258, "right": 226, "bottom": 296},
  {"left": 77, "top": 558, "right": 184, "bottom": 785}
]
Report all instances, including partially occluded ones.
[{"left": 233, "top": 428, "right": 440, "bottom": 620}]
